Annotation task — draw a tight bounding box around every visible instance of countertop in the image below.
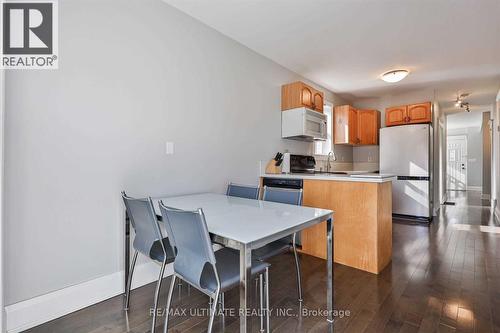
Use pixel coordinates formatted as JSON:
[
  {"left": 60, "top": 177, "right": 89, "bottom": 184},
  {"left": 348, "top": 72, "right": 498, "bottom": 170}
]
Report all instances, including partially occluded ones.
[{"left": 261, "top": 172, "right": 395, "bottom": 183}]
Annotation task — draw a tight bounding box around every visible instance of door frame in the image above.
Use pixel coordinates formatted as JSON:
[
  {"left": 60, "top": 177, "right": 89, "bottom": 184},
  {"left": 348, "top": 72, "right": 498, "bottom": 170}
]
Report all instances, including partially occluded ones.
[{"left": 447, "top": 135, "right": 468, "bottom": 191}]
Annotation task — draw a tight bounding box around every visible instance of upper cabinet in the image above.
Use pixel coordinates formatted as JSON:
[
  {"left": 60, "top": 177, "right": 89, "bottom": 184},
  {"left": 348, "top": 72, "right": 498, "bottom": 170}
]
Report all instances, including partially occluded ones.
[
  {"left": 357, "top": 109, "right": 381, "bottom": 145},
  {"left": 281, "top": 81, "right": 324, "bottom": 113},
  {"left": 407, "top": 102, "right": 432, "bottom": 124},
  {"left": 385, "top": 106, "right": 407, "bottom": 126},
  {"left": 313, "top": 91, "right": 324, "bottom": 112},
  {"left": 385, "top": 102, "right": 432, "bottom": 127},
  {"left": 334, "top": 105, "right": 358, "bottom": 145},
  {"left": 334, "top": 105, "right": 380, "bottom": 145}
]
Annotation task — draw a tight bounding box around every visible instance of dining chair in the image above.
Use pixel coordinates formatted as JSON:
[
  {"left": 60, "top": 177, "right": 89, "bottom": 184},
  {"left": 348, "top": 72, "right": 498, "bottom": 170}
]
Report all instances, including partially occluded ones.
[
  {"left": 159, "top": 202, "right": 271, "bottom": 333},
  {"left": 121, "top": 192, "right": 176, "bottom": 333},
  {"left": 252, "top": 186, "right": 304, "bottom": 302},
  {"left": 226, "top": 182, "right": 260, "bottom": 199}
]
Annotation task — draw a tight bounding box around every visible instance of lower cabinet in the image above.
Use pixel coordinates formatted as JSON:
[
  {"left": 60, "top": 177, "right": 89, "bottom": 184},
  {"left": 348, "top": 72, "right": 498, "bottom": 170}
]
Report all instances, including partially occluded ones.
[{"left": 301, "top": 179, "right": 393, "bottom": 274}]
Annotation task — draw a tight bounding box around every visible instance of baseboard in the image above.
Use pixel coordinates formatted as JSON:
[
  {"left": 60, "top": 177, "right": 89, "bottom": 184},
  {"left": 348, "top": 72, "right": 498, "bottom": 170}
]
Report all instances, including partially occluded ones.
[
  {"left": 467, "top": 186, "right": 482, "bottom": 191},
  {"left": 5, "top": 262, "right": 173, "bottom": 333}
]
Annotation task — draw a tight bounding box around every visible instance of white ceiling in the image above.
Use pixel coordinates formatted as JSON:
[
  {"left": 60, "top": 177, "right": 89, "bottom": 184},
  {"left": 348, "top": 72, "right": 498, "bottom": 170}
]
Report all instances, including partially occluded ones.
[{"left": 163, "top": 0, "right": 500, "bottom": 106}]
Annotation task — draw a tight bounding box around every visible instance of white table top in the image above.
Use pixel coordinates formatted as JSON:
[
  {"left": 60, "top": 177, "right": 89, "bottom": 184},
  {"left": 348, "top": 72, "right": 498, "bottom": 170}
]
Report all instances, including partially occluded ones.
[{"left": 152, "top": 193, "right": 333, "bottom": 247}]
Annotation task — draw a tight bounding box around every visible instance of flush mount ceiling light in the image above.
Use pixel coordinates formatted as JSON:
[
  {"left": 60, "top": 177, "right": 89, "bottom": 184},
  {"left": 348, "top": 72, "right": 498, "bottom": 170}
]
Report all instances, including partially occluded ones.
[{"left": 381, "top": 69, "right": 410, "bottom": 83}]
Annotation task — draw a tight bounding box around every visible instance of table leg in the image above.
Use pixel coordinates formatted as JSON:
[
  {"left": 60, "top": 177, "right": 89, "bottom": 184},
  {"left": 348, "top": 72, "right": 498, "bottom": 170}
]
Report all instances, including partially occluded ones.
[
  {"left": 124, "top": 210, "right": 130, "bottom": 294},
  {"left": 239, "top": 244, "right": 252, "bottom": 332},
  {"left": 326, "top": 217, "right": 334, "bottom": 331}
]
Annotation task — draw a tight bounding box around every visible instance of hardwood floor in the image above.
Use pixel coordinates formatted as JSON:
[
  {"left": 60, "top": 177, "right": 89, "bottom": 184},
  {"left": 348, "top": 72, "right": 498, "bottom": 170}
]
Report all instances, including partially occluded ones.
[{"left": 25, "top": 191, "right": 500, "bottom": 333}]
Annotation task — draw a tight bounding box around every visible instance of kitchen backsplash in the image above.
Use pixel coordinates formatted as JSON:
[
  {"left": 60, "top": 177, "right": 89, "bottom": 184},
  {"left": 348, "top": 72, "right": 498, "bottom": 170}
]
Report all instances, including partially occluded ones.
[{"left": 315, "top": 145, "right": 379, "bottom": 172}]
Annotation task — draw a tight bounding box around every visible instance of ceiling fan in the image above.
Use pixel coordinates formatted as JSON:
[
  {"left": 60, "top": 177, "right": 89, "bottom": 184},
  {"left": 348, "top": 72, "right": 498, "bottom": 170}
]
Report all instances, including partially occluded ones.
[{"left": 454, "top": 93, "right": 470, "bottom": 112}]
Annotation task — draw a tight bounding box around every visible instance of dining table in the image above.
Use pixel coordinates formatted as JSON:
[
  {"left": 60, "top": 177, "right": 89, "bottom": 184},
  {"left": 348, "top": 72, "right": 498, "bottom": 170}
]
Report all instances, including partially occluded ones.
[{"left": 124, "top": 192, "right": 334, "bottom": 332}]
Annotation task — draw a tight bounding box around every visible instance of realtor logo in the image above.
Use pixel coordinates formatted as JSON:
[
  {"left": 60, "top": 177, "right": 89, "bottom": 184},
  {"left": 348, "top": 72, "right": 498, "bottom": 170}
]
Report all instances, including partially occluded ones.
[{"left": 1, "top": 0, "right": 58, "bottom": 69}]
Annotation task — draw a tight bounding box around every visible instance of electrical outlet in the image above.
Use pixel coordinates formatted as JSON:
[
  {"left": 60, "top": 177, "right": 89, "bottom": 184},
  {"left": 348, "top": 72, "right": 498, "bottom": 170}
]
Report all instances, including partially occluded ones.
[{"left": 165, "top": 142, "right": 174, "bottom": 155}]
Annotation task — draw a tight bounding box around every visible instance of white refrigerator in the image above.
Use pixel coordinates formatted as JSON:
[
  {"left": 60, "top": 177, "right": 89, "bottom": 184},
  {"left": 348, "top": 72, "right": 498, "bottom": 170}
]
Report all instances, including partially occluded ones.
[{"left": 380, "top": 124, "right": 433, "bottom": 221}]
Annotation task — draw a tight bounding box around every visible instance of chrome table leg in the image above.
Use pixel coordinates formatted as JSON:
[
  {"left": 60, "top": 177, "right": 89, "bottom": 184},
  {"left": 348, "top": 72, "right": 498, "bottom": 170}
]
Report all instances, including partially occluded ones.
[{"left": 239, "top": 243, "right": 252, "bottom": 332}]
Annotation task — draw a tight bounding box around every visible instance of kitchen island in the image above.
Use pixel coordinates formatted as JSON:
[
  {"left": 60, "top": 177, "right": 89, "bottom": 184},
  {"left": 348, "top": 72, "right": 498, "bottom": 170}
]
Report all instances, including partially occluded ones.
[{"left": 261, "top": 173, "right": 394, "bottom": 274}]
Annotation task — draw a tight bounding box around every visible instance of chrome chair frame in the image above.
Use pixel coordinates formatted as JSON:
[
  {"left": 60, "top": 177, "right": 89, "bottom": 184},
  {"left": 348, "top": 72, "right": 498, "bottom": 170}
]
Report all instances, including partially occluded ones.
[
  {"left": 160, "top": 203, "right": 270, "bottom": 333},
  {"left": 256, "top": 186, "right": 304, "bottom": 302},
  {"left": 122, "top": 192, "right": 174, "bottom": 333}
]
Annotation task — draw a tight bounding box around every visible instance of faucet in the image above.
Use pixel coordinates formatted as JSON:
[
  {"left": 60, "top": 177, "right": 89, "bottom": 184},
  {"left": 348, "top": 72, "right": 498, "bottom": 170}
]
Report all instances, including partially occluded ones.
[{"left": 326, "top": 151, "right": 337, "bottom": 173}]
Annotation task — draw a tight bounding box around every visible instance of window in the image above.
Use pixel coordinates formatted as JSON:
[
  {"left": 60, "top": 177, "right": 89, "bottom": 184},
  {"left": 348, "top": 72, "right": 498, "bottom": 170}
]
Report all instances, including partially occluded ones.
[{"left": 314, "top": 102, "right": 333, "bottom": 155}]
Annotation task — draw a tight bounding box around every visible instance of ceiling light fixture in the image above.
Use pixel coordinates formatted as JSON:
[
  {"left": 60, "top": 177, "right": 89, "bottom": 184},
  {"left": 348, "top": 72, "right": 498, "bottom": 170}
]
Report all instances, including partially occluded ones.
[{"left": 381, "top": 69, "right": 410, "bottom": 83}]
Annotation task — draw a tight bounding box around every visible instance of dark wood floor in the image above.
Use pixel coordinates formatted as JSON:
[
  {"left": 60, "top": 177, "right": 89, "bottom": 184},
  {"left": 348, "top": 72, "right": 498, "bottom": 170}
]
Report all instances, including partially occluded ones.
[{"left": 26, "top": 191, "right": 500, "bottom": 333}]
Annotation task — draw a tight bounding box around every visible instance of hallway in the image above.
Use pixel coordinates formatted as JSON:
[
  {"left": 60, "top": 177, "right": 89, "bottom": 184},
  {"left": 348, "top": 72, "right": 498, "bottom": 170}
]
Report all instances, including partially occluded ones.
[{"left": 26, "top": 191, "right": 500, "bottom": 333}]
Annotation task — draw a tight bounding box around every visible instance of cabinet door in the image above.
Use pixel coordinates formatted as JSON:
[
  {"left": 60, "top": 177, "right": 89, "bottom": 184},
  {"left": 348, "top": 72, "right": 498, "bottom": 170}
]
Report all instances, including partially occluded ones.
[
  {"left": 348, "top": 106, "right": 358, "bottom": 144},
  {"left": 281, "top": 81, "right": 315, "bottom": 111},
  {"left": 312, "top": 91, "right": 324, "bottom": 112},
  {"left": 358, "top": 110, "right": 380, "bottom": 145},
  {"left": 300, "top": 86, "right": 313, "bottom": 109},
  {"left": 407, "top": 102, "right": 432, "bottom": 124},
  {"left": 385, "top": 106, "right": 407, "bottom": 127}
]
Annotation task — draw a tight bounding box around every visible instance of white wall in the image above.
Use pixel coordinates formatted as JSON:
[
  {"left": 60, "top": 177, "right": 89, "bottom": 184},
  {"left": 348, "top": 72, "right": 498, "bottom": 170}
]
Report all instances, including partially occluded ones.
[
  {"left": 4, "top": 0, "right": 346, "bottom": 306},
  {"left": 353, "top": 89, "right": 447, "bottom": 214}
]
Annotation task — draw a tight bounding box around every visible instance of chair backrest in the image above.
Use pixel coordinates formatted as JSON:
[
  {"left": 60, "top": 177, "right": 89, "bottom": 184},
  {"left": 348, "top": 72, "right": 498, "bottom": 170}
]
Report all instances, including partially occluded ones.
[
  {"left": 122, "top": 192, "right": 165, "bottom": 258},
  {"left": 158, "top": 202, "right": 218, "bottom": 292},
  {"left": 226, "top": 183, "right": 260, "bottom": 200},
  {"left": 262, "top": 186, "right": 303, "bottom": 206}
]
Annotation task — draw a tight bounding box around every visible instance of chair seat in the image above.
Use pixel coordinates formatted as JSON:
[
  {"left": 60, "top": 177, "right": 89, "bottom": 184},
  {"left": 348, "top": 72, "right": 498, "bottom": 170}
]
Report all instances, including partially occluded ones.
[
  {"left": 200, "top": 248, "right": 270, "bottom": 293},
  {"left": 148, "top": 237, "right": 176, "bottom": 263},
  {"left": 252, "top": 237, "right": 292, "bottom": 261}
]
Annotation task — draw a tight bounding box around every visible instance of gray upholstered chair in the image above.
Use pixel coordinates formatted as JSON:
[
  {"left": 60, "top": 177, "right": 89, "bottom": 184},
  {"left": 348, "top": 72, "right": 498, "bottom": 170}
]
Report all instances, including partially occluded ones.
[
  {"left": 121, "top": 192, "right": 176, "bottom": 333},
  {"left": 226, "top": 182, "right": 260, "bottom": 200},
  {"left": 159, "top": 203, "right": 271, "bottom": 333},
  {"left": 252, "top": 186, "right": 304, "bottom": 301}
]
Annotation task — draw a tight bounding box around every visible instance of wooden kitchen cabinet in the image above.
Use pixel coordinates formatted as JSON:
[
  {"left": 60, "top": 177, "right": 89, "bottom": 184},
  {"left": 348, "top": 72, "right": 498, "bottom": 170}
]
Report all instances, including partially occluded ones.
[
  {"left": 281, "top": 81, "right": 324, "bottom": 113},
  {"left": 313, "top": 91, "right": 324, "bottom": 112},
  {"left": 407, "top": 102, "right": 432, "bottom": 124},
  {"left": 334, "top": 106, "right": 380, "bottom": 145},
  {"left": 385, "top": 105, "right": 407, "bottom": 127},
  {"left": 357, "top": 109, "right": 381, "bottom": 145},
  {"left": 385, "top": 102, "right": 432, "bottom": 127},
  {"left": 301, "top": 179, "right": 392, "bottom": 274},
  {"left": 334, "top": 105, "right": 358, "bottom": 144}
]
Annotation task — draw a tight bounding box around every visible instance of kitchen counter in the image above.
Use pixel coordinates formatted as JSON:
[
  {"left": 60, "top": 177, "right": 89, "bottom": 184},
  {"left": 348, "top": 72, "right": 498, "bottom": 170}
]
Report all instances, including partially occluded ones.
[
  {"left": 260, "top": 172, "right": 393, "bottom": 274},
  {"left": 261, "top": 172, "right": 395, "bottom": 183}
]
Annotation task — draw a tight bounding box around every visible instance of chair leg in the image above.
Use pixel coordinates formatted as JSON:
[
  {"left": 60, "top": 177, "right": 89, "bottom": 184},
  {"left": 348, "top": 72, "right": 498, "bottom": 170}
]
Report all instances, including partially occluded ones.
[
  {"left": 259, "top": 273, "right": 264, "bottom": 332},
  {"left": 124, "top": 250, "right": 138, "bottom": 310},
  {"left": 151, "top": 260, "right": 167, "bottom": 333},
  {"left": 163, "top": 275, "right": 177, "bottom": 333},
  {"left": 265, "top": 267, "right": 270, "bottom": 333},
  {"left": 292, "top": 233, "right": 303, "bottom": 302},
  {"left": 207, "top": 291, "right": 220, "bottom": 333}
]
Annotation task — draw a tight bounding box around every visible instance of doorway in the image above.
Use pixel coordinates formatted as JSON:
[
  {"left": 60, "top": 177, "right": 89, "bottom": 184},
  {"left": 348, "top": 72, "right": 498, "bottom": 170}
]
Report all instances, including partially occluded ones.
[{"left": 447, "top": 135, "right": 468, "bottom": 191}]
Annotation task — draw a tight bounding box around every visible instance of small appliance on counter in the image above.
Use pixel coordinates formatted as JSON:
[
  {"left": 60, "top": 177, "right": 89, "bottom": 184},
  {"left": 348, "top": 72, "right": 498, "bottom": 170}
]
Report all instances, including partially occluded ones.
[{"left": 281, "top": 154, "right": 316, "bottom": 174}]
